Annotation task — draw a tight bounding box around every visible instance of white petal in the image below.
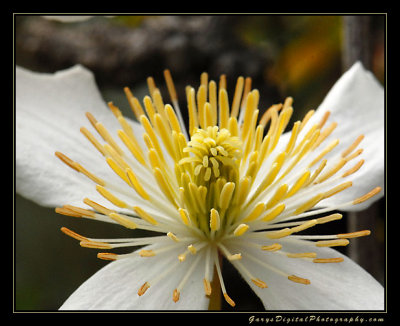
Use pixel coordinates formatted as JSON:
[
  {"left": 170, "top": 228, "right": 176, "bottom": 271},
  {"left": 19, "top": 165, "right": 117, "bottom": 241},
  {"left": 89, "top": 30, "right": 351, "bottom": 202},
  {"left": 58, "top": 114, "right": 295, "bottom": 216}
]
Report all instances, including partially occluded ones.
[
  {"left": 16, "top": 65, "right": 144, "bottom": 208},
  {"left": 309, "top": 62, "right": 384, "bottom": 210},
  {"left": 60, "top": 245, "right": 209, "bottom": 310},
  {"left": 227, "top": 239, "right": 384, "bottom": 310}
]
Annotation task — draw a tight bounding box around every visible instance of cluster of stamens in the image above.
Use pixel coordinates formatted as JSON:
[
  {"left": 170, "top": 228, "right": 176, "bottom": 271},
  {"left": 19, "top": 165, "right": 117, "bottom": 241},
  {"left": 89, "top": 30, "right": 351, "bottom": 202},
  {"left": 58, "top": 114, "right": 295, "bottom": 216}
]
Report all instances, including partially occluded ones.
[{"left": 55, "top": 70, "right": 381, "bottom": 308}]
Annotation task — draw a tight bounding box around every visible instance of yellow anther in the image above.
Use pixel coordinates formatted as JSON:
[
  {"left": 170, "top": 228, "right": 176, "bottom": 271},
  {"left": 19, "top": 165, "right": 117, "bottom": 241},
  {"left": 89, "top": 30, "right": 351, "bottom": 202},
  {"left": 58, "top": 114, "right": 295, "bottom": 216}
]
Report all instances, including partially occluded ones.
[
  {"left": 188, "top": 244, "right": 197, "bottom": 255},
  {"left": 227, "top": 253, "right": 242, "bottom": 261},
  {"left": 219, "top": 88, "right": 230, "bottom": 129},
  {"left": 178, "top": 208, "right": 190, "bottom": 226},
  {"left": 203, "top": 278, "right": 212, "bottom": 296},
  {"left": 153, "top": 168, "right": 177, "bottom": 207},
  {"left": 60, "top": 227, "right": 88, "bottom": 242},
  {"left": 97, "top": 252, "right": 118, "bottom": 261},
  {"left": 316, "top": 239, "right": 350, "bottom": 247},
  {"left": 173, "top": 289, "right": 180, "bottom": 303},
  {"left": 266, "top": 228, "right": 292, "bottom": 239},
  {"left": 288, "top": 275, "right": 310, "bottom": 285},
  {"left": 133, "top": 206, "right": 158, "bottom": 226},
  {"left": 342, "top": 159, "right": 364, "bottom": 178},
  {"left": 95, "top": 122, "right": 124, "bottom": 156},
  {"left": 106, "top": 157, "right": 130, "bottom": 185},
  {"left": 261, "top": 243, "right": 282, "bottom": 251},
  {"left": 139, "top": 250, "right": 156, "bottom": 257},
  {"left": 126, "top": 168, "right": 150, "bottom": 200},
  {"left": 313, "top": 258, "right": 344, "bottom": 263},
  {"left": 266, "top": 184, "right": 288, "bottom": 210},
  {"left": 309, "top": 139, "right": 339, "bottom": 167},
  {"left": 167, "top": 232, "right": 179, "bottom": 242},
  {"left": 337, "top": 230, "right": 371, "bottom": 239},
  {"left": 83, "top": 197, "right": 113, "bottom": 216},
  {"left": 178, "top": 253, "right": 186, "bottom": 262},
  {"left": 117, "top": 129, "right": 146, "bottom": 165},
  {"left": 323, "top": 181, "right": 353, "bottom": 198},
  {"left": 210, "top": 208, "right": 220, "bottom": 231},
  {"left": 293, "top": 193, "right": 325, "bottom": 215},
  {"left": 138, "top": 282, "right": 150, "bottom": 296},
  {"left": 285, "top": 171, "right": 310, "bottom": 198},
  {"left": 316, "top": 213, "right": 343, "bottom": 224},
  {"left": 55, "top": 207, "right": 83, "bottom": 218},
  {"left": 123, "top": 87, "right": 145, "bottom": 119},
  {"left": 96, "top": 185, "right": 127, "bottom": 209},
  {"left": 165, "top": 104, "right": 182, "bottom": 133},
  {"left": 80, "top": 126, "right": 107, "bottom": 156},
  {"left": 109, "top": 212, "right": 138, "bottom": 229},
  {"left": 233, "top": 224, "right": 249, "bottom": 237},
  {"left": 262, "top": 203, "right": 285, "bottom": 222},
  {"left": 316, "top": 158, "right": 347, "bottom": 184},
  {"left": 54, "top": 151, "right": 79, "bottom": 172},
  {"left": 342, "top": 134, "right": 364, "bottom": 158},
  {"left": 290, "top": 219, "right": 318, "bottom": 234},
  {"left": 80, "top": 240, "right": 112, "bottom": 249},
  {"left": 223, "top": 293, "right": 236, "bottom": 307},
  {"left": 242, "top": 202, "right": 265, "bottom": 222},
  {"left": 287, "top": 252, "right": 317, "bottom": 258},
  {"left": 230, "top": 76, "right": 244, "bottom": 118},
  {"left": 352, "top": 187, "right": 382, "bottom": 205},
  {"left": 251, "top": 278, "right": 268, "bottom": 288},
  {"left": 219, "top": 182, "right": 235, "bottom": 210}
]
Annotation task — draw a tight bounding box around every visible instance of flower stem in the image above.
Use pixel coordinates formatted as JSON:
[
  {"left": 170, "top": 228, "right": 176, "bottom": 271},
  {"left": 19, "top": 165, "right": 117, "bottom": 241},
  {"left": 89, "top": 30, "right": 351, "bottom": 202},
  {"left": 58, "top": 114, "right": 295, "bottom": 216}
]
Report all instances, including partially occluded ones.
[{"left": 207, "top": 253, "right": 222, "bottom": 310}]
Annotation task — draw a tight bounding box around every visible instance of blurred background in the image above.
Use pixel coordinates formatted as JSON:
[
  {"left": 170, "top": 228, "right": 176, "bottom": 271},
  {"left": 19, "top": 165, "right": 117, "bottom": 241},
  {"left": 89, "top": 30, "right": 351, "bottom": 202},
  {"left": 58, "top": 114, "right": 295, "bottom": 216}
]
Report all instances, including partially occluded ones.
[{"left": 15, "top": 14, "right": 385, "bottom": 311}]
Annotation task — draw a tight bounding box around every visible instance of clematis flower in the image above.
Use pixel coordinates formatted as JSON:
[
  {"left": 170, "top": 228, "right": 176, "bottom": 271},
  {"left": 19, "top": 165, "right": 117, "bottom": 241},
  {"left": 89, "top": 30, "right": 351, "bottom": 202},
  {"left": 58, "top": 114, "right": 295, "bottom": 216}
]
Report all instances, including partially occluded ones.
[{"left": 16, "top": 62, "right": 384, "bottom": 310}]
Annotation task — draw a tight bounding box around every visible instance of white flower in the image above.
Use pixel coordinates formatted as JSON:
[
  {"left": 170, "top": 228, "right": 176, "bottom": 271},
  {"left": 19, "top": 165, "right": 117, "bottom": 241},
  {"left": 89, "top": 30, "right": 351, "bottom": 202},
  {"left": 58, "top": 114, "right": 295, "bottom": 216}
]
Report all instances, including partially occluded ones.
[{"left": 16, "top": 62, "right": 384, "bottom": 310}]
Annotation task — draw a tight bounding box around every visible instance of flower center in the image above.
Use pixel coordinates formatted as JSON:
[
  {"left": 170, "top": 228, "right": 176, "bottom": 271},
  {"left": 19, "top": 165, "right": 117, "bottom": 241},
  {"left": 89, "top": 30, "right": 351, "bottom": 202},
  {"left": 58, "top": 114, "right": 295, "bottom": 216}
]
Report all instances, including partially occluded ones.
[{"left": 178, "top": 126, "right": 242, "bottom": 237}]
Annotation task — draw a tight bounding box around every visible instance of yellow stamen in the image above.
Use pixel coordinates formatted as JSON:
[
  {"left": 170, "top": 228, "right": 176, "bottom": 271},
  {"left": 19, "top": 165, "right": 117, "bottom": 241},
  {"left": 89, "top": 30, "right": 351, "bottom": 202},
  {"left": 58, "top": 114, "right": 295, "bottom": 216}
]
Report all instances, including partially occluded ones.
[
  {"left": 288, "top": 275, "right": 310, "bottom": 285},
  {"left": 80, "top": 126, "right": 107, "bottom": 156},
  {"left": 316, "top": 239, "right": 350, "bottom": 247},
  {"left": 139, "top": 249, "right": 156, "bottom": 257},
  {"left": 293, "top": 193, "right": 325, "bottom": 215},
  {"left": 126, "top": 168, "right": 150, "bottom": 200},
  {"left": 96, "top": 185, "right": 127, "bottom": 209},
  {"left": 266, "top": 228, "right": 292, "bottom": 239},
  {"left": 251, "top": 278, "right": 268, "bottom": 288},
  {"left": 352, "top": 187, "right": 381, "bottom": 205},
  {"left": 138, "top": 282, "right": 150, "bottom": 296},
  {"left": 163, "top": 69, "right": 178, "bottom": 102},
  {"left": 316, "top": 213, "right": 343, "bottom": 224},
  {"left": 173, "top": 289, "right": 180, "bottom": 303},
  {"left": 337, "top": 230, "right": 371, "bottom": 239},
  {"left": 266, "top": 184, "right": 288, "bottom": 209},
  {"left": 97, "top": 252, "right": 118, "bottom": 261},
  {"left": 219, "top": 182, "right": 235, "bottom": 210},
  {"left": 109, "top": 212, "right": 138, "bottom": 229},
  {"left": 210, "top": 208, "right": 220, "bottom": 231},
  {"left": 342, "top": 159, "right": 364, "bottom": 177},
  {"left": 133, "top": 206, "right": 158, "bottom": 226},
  {"left": 83, "top": 198, "right": 113, "bottom": 216},
  {"left": 233, "top": 224, "right": 249, "bottom": 236},
  {"left": 261, "top": 203, "right": 286, "bottom": 222},
  {"left": 242, "top": 202, "right": 265, "bottom": 222},
  {"left": 123, "top": 87, "right": 145, "bottom": 120},
  {"left": 313, "top": 258, "right": 344, "bottom": 263},
  {"left": 203, "top": 278, "right": 212, "bottom": 296},
  {"left": 80, "top": 240, "right": 112, "bottom": 249},
  {"left": 60, "top": 227, "right": 88, "bottom": 241},
  {"left": 342, "top": 135, "right": 364, "bottom": 158},
  {"left": 219, "top": 88, "right": 230, "bottom": 129},
  {"left": 223, "top": 293, "right": 235, "bottom": 307},
  {"left": 287, "top": 252, "right": 317, "bottom": 258},
  {"left": 261, "top": 243, "right": 282, "bottom": 251}
]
